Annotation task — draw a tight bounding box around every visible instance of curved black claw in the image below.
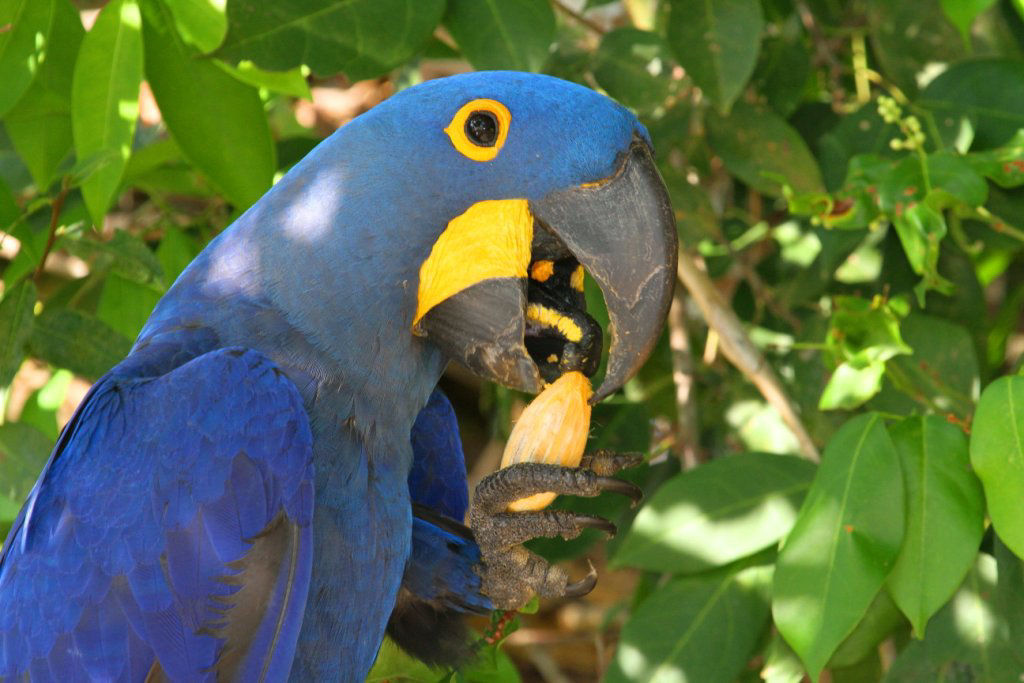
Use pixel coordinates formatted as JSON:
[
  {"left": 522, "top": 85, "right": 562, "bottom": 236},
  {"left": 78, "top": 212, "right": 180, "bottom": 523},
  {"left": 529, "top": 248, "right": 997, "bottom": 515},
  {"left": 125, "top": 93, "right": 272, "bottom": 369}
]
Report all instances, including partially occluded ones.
[
  {"left": 595, "top": 476, "right": 643, "bottom": 507},
  {"left": 576, "top": 514, "right": 617, "bottom": 538},
  {"left": 563, "top": 561, "right": 598, "bottom": 599}
]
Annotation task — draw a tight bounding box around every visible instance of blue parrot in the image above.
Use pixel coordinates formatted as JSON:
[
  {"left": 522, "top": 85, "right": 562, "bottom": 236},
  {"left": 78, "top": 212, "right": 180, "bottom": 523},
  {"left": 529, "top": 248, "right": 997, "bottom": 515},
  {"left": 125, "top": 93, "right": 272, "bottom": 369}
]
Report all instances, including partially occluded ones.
[{"left": 0, "top": 71, "right": 676, "bottom": 680}]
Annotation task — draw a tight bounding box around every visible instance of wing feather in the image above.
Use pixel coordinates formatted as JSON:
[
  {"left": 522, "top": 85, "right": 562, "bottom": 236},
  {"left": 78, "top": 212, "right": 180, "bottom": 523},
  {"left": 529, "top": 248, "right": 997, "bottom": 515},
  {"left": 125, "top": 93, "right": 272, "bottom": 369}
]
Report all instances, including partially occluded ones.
[{"left": 0, "top": 347, "right": 314, "bottom": 681}]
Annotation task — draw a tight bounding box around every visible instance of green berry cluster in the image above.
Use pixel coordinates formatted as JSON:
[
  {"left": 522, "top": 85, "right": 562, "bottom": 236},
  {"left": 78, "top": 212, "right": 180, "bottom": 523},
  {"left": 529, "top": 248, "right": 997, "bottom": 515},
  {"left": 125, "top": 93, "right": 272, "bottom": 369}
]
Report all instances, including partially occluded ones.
[{"left": 877, "top": 95, "right": 926, "bottom": 151}]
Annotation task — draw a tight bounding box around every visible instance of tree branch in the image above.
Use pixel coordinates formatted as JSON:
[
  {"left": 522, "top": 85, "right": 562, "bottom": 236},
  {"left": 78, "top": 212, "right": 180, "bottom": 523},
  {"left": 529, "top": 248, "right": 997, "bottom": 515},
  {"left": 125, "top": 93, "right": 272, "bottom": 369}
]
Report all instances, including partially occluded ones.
[
  {"left": 550, "top": 0, "right": 606, "bottom": 34},
  {"left": 33, "top": 176, "right": 71, "bottom": 284},
  {"left": 668, "top": 284, "right": 702, "bottom": 469},
  {"left": 676, "top": 250, "right": 821, "bottom": 462}
]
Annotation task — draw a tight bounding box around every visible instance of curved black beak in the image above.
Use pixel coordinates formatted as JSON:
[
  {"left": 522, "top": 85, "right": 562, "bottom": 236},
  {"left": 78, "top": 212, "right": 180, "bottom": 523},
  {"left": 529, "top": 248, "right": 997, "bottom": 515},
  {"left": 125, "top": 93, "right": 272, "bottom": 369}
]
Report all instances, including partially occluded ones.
[{"left": 531, "top": 137, "right": 677, "bottom": 401}]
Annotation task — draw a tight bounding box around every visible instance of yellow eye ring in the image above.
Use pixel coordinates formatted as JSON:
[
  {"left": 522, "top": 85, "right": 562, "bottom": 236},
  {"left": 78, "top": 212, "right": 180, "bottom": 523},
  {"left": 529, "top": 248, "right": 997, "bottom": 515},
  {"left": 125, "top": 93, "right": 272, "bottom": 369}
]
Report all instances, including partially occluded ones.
[{"left": 444, "top": 98, "right": 511, "bottom": 162}]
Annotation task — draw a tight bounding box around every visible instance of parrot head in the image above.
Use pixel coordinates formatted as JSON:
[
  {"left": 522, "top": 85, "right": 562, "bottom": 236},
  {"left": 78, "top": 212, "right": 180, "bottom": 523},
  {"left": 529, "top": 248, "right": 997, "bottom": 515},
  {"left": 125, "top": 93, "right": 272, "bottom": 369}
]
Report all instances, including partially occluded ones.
[
  {"left": 187, "top": 71, "right": 677, "bottom": 412},
  {"left": 377, "top": 71, "right": 678, "bottom": 402}
]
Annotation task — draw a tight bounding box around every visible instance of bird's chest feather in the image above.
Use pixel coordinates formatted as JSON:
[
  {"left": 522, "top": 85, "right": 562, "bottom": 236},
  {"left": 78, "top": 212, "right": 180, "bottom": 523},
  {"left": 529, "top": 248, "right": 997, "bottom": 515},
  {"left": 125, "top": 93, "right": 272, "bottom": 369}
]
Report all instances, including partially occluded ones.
[{"left": 291, "top": 392, "right": 415, "bottom": 679}]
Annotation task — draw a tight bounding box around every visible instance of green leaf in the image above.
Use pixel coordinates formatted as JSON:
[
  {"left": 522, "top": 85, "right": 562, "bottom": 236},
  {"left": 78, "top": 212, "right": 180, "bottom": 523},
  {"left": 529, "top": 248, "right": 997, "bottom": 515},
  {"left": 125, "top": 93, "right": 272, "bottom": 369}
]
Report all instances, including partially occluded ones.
[
  {"left": 19, "top": 368, "right": 71, "bottom": 440},
  {"left": 773, "top": 413, "right": 905, "bottom": 680},
  {"left": 886, "top": 416, "right": 985, "bottom": 638},
  {"left": 143, "top": 1, "right": 274, "bottom": 210},
  {"left": 892, "top": 203, "right": 948, "bottom": 286},
  {"left": 0, "top": 0, "right": 55, "bottom": 117},
  {"left": 919, "top": 59, "right": 1024, "bottom": 150},
  {"left": 0, "top": 421, "right": 53, "bottom": 525},
  {"left": 0, "top": 177, "right": 15, "bottom": 229},
  {"left": 606, "top": 563, "right": 772, "bottom": 683},
  {"left": 28, "top": 308, "right": 131, "bottom": 380},
  {"left": 940, "top": 0, "right": 997, "bottom": 44},
  {"left": 994, "top": 535, "right": 1024, "bottom": 647},
  {"left": 667, "top": 0, "right": 764, "bottom": 114},
  {"left": 612, "top": 453, "right": 815, "bottom": 573},
  {"left": 96, "top": 272, "right": 162, "bottom": 339},
  {"left": 707, "top": 101, "right": 824, "bottom": 196},
  {"left": 160, "top": 0, "right": 226, "bottom": 53},
  {"left": 444, "top": 0, "right": 555, "bottom": 72},
  {"left": 816, "top": 105, "right": 899, "bottom": 192},
  {"left": 970, "top": 375, "right": 1024, "bottom": 559},
  {"left": 866, "top": 0, "right": 964, "bottom": 96},
  {"left": 761, "top": 633, "right": 805, "bottom": 683},
  {"left": 63, "top": 229, "right": 163, "bottom": 285},
  {"left": 71, "top": 0, "right": 144, "bottom": 227},
  {"left": 827, "top": 589, "right": 905, "bottom": 669},
  {"left": 826, "top": 295, "right": 913, "bottom": 366},
  {"left": 368, "top": 632, "right": 520, "bottom": 682},
  {"left": 884, "top": 553, "right": 1024, "bottom": 680},
  {"left": 751, "top": 36, "right": 811, "bottom": 118},
  {"left": 592, "top": 28, "right": 673, "bottom": 112},
  {"left": 218, "top": 0, "right": 445, "bottom": 79},
  {"left": 884, "top": 313, "right": 979, "bottom": 417},
  {"left": 926, "top": 151, "right": 989, "bottom": 208},
  {"left": 459, "top": 643, "right": 521, "bottom": 683},
  {"left": 214, "top": 59, "right": 311, "bottom": 99},
  {"left": 662, "top": 167, "right": 718, "bottom": 246},
  {"left": 818, "top": 360, "right": 885, "bottom": 411},
  {"left": 0, "top": 279, "right": 37, "bottom": 386},
  {"left": 3, "top": 0, "right": 80, "bottom": 190},
  {"left": 966, "top": 129, "right": 1024, "bottom": 189},
  {"left": 155, "top": 227, "right": 199, "bottom": 283},
  {"left": 366, "top": 637, "right": 442, "bottom": 682}
]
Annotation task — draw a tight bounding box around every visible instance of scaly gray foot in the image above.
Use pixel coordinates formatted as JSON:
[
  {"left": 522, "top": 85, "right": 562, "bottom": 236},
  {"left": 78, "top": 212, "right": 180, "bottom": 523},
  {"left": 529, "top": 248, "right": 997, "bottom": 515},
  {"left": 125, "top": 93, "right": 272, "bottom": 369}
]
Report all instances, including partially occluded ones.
[{"left": 470, "top": 451, "right": 643, "bottom": 610}]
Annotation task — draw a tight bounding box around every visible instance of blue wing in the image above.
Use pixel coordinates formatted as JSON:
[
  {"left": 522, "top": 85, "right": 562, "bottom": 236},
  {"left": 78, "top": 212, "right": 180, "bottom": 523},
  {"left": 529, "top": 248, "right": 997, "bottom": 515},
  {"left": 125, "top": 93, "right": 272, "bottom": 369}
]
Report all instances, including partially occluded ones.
[
  {"left": 387, "top": 389, "right": 490, "bottom": 667},
  {"left": 0, "top": 347, "right": 314, "bottom": 681},
  {"left": 408, "top": 389, "right": 470, "bottom": 521}
]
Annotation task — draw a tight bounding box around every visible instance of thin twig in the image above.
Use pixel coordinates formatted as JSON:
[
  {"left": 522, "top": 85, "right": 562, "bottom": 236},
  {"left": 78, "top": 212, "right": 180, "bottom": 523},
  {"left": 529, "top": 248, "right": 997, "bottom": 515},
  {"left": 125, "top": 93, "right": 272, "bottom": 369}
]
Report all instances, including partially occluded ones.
[
  {"left": 667, "top": 283, "right": 702, "bottom": 469},
  {"left": 676, "top": 250, "right": 821, "bottom": 462},
  {"left": 550, "top": 0, "right": 606, "bottom": 34},
  {"left": 33, "top": 176, "right": 71, "bottom": 284}
]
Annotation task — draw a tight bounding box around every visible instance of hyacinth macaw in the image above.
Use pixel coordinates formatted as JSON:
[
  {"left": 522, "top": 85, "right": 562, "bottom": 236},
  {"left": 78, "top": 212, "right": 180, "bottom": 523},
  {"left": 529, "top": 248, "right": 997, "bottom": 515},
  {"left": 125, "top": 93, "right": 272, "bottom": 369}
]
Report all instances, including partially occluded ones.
[{"left": 0, "top": 71, "right": 676, "bottom": 680}]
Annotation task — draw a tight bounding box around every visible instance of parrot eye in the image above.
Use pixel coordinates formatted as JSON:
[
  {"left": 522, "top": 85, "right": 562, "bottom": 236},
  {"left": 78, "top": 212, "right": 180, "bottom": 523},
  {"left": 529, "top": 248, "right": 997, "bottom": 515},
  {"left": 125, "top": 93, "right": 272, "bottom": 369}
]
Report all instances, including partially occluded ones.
[
  {"left": 465, "top": 112, "right": 498, "bottom": 146},
  {"left": 444, "top": 98, "right": 510, "bottom": 162}
]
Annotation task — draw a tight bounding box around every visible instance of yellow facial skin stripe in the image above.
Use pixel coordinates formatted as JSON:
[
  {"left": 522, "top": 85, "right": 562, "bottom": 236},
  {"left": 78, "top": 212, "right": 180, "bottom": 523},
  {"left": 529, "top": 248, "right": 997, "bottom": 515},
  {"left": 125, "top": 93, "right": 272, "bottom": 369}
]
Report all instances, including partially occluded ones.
[
  {"left": 526, "top": 303, "right": 583, "bottom": 343},
  {"left": 414, "top": 199, "right": 533, "bottom": 325},
  {"left": 530, "top": 260, "right": 554, "bottom": 282},
  {"left": 570, "top": 265, "right": 585, "bottom": 292},
  {"left": 444, "top": 98, "right": 511, "bottom": 162}
]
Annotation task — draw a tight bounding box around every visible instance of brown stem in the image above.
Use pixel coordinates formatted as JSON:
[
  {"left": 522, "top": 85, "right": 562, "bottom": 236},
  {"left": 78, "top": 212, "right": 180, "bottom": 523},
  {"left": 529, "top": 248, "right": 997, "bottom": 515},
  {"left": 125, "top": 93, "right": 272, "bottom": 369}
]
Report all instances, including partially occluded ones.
[
  {"left": 550, "top": 0, "right": 606, "bottom": 34},
  {"left": 668, "top": 283, "right": 702, "bottom": 469},
  {"left": 676, "top": 249, "right": 820, "bottom": 462},
  {"left": 33, "top": 176, "right": 71, "bottom": 284}
]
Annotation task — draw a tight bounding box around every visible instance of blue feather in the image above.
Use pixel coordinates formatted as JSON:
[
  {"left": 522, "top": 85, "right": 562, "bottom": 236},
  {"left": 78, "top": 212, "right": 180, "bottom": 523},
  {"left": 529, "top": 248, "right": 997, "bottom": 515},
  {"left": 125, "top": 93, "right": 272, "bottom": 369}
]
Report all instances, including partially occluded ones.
[{"left": 0, "top": 348, "right": 314, "bottom": 680}]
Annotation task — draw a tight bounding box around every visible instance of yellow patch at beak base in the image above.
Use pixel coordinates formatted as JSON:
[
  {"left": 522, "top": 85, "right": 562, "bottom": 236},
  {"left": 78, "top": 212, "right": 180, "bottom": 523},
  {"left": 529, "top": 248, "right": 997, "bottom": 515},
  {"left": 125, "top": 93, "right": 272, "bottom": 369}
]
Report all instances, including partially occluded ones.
[{"left": 414, "top": 199, "right": 533, "bottom": 326}]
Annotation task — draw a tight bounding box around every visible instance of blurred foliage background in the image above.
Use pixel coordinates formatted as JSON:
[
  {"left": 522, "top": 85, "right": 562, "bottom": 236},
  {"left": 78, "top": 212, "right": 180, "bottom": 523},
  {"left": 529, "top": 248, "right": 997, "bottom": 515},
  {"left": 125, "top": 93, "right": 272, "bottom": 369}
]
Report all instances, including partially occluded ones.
[{"left": 2, "top": 0, "right": 1024, "bottom": 680}]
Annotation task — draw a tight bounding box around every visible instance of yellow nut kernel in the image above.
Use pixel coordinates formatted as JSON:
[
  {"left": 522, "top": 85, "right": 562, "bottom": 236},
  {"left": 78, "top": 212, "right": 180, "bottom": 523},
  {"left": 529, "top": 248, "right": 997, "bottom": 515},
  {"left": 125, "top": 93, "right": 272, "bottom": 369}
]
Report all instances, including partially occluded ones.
[{"left": 500, "top": 371, "right": 593, "bottom": 512}]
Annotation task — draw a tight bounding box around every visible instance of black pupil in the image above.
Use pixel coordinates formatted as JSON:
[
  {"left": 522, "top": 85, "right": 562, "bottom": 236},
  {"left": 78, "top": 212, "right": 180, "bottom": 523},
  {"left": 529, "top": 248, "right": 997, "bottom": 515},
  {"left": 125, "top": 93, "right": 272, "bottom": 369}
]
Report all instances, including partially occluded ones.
[{"left": 465, "top": 111, "right": 498, "bottom": 146}]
